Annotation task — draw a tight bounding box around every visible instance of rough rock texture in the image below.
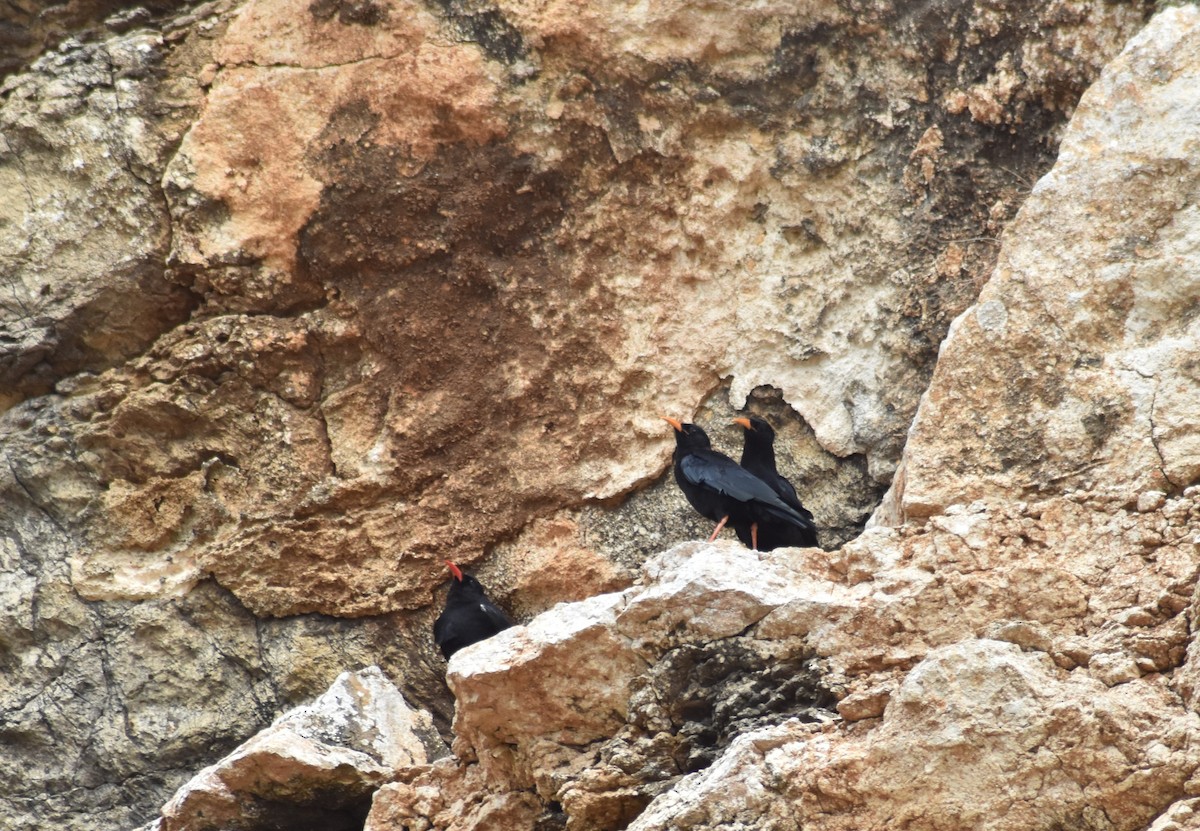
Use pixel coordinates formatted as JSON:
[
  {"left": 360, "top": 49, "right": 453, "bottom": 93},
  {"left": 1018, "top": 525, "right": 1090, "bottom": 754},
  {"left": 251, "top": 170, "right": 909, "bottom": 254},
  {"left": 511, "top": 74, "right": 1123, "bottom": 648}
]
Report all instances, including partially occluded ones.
[
  {"left": 0, "top": 485, "right": 452, "bottom": 831},
  {"left": 363, "top": 454, "right": 1200, "bottom": 828},
  {"left": 0, "top": 0, "right": 1180, "bottom": 829},
  {"left": 628, "top": 640, "right": 1198, "bottom": 831},
  {"left": 358, "top": 7, "right": 1200, "bottom": 831},
  {"left": 0, "top": 0, "right": 201, "bottom": 81},
  {"left": 155, "top": 666, "right": 443, "bottom": 831},
  {"left": 4, "top": 0, "right": 1152, "bottom": 627},
  {"left": 882, "top": 0, "right": 1200, "bottom": 520},
  {"left": 0, "top": 27, "right": 199, "bottom": 409}
]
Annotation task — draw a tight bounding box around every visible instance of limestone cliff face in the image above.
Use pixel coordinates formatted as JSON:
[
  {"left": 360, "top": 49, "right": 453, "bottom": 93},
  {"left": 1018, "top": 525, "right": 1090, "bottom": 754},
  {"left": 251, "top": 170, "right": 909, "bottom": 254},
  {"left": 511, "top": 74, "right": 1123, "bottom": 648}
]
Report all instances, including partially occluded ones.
[{"left": 1, "top": 0, "right": 1193, "bottom": 829}]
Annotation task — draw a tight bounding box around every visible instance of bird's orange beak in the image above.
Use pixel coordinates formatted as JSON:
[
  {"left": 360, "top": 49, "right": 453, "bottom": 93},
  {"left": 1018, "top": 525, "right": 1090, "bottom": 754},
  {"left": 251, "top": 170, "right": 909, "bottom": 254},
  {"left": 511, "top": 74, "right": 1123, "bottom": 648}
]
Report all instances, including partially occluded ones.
[
  {"left": 444, "top": 560, "right": 463, "bottom": 581},
  {"left": 661, "top": 416, "right": 684, "bottom": 432},
  {"left": 732, "top": 417, "right": 753, "bottom": 430}
]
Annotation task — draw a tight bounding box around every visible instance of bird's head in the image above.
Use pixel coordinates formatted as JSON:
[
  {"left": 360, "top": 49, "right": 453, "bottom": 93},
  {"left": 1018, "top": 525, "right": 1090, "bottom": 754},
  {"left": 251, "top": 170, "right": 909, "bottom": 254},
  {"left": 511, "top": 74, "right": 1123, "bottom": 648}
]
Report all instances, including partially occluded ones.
[
  {"left": 662, "top": 416, "right": 712, "bottom": 450},
  {"left": 444, "top": 560, "right": 487, "bottom": 596},
  {"left": 732, "top": 414, "right": 775, "bottom": 441}
]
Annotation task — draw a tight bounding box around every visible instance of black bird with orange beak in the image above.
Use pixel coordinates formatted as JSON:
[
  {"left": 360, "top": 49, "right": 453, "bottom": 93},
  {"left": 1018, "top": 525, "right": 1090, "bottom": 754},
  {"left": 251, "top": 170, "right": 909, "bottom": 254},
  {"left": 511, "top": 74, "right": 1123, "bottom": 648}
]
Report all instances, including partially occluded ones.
[
  {"left": 663, "top": 417, "right": 815, "bottom": 549},
  {"left": 732, "top": 415, "right": 818, "bottom": 550},
  {"left": 433, "top": 561, "right": 513, "bottom": 659}
]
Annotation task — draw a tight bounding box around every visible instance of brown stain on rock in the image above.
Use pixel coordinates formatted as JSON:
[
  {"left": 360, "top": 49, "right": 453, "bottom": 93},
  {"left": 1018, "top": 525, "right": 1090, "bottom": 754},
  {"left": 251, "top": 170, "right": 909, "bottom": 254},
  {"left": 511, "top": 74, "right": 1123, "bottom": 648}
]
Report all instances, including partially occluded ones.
[
  {"left": 53, "top": 0, "right": 1160, "bottom": 621},
  {"left": 308, "top": 0, "right": 388, "bottom": 26},
  {"left": 276, "top": 131, "right": 642, "bottom": 610}
]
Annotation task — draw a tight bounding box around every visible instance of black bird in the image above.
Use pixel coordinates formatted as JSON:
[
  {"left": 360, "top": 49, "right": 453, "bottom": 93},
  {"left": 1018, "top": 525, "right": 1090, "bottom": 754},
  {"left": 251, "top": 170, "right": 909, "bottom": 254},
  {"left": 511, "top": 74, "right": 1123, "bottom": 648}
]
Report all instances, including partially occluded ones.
[
  {"left": 732, "top": 415, "right": 818, "bottom": 550},
  {"left": 664, "top": 417, "right": 816, "bottom": 548},
  {"left": 433, "top": 561, "right": 513, "bottom": 659}
]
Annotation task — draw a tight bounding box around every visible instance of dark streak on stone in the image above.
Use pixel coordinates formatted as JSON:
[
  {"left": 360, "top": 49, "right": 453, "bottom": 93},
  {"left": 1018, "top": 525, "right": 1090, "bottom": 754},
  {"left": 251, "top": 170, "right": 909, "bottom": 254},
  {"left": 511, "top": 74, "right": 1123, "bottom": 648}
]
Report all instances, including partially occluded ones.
[
  {"left": 308, "top": 0, "right": 388, "bottom": 27},
  {"left": 428, "top": 0, "right": 529, "bottom": 66},
  {"left": 629, "top": 640, "right": 836, "bottom": 776}
]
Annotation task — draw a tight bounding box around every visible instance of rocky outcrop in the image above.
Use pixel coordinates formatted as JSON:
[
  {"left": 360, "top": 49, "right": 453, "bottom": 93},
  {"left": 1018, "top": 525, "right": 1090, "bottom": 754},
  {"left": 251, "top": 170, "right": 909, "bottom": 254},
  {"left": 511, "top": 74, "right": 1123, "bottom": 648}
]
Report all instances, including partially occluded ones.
[
  {"left": 138, "top": 468, "right": 1200, "bottom": 828},
  {"left": 5, "top": 0, "right": 1153, "bottom": 628},
  {"left": 0, "top": 26, "right": 199, "bottom": 409},
  {"left": 154, "top": 666, "right": 443, "bottom": 831},
  {"left": 0, "top": 0, "right": 201, "bottom": 81},
  {"left": 1, "top": 0, "right": 1188, "bottom": 829},
  {"left": 323, "top": 6, "right": 1200, "bottom": 829},
  {"left": 883, "top": 1, "right": 1200, "bottom": 521},
  {"left": 627, "top": 639, "right": 1197, "bottom": 831},
  {"left": 366, "top": 467, "right": 1200, "bottom": 828}
]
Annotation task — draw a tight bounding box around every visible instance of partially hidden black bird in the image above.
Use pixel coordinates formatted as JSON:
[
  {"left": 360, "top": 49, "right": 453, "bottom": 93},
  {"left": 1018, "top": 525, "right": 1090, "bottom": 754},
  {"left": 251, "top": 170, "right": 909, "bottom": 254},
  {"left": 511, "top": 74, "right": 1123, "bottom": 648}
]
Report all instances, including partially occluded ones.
[
  {"left": 664, "top": 416, "right": 816, "bottom": 550},
  {"left": 732, "top": 415, "right": 819, "bottom": 551},
  {"left": 433, "top": 561, "right": 513, "bottom": 659}
]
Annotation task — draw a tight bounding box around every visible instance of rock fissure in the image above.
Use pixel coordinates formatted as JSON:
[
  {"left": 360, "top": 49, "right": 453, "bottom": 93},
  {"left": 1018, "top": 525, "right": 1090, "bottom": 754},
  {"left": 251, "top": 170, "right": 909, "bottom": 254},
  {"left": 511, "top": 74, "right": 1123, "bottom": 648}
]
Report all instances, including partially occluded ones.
[
  {"left": 8, "top": 146, "right": 37, "bottom": 214},
  {"left": 219, "top": 54, "right": 392, "bottom": 72},
  {"left": 0, "top": 636, "right": 95, "bottom": 718},
  {"left": 96, "top": 638, "right": 138, "bottom": 748},
  {"left": 1146, "top": 375, "right": 1177, "bottom": 490},
  {"left": 4, "top": 453, "right": 68, "bottom": 534},
  {"left": 9, "top": 0, "right": 1200, "bottom": 829}
]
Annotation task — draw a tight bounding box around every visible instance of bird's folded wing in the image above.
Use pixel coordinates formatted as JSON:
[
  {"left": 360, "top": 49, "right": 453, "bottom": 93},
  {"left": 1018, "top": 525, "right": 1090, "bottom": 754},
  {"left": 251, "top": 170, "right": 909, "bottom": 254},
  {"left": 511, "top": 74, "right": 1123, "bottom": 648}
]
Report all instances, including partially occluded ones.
[
  {"left": 433, "top": 614, "right": 455, "bottom": 644},
  {"left": 680, "top": 453, "right": 815, "bottom": 529},
  {"left": 774, "top": 478, "right": 815, "bottom": 521},
  {"left": 679, "top": 453, "right": 785, "bottom": 506},
  {"left": 480, "top": 601, "right": 514, "bottom": 630}
]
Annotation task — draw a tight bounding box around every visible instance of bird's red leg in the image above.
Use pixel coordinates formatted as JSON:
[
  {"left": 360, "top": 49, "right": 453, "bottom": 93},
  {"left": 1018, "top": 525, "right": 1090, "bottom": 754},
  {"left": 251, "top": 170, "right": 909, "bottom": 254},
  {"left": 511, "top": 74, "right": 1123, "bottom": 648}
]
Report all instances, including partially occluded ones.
[
  {"left": 751, "top": 523, "right": 758, "bottom": 550},
  {"left": 707, "top": 515, "right": 729, "bottom": 542}
]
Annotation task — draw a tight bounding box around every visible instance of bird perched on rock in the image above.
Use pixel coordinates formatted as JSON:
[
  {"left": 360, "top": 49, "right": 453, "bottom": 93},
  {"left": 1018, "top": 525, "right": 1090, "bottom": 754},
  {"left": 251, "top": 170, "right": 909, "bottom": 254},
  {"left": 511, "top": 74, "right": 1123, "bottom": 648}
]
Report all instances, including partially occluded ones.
[
  {"left": 433, "top": 561, "right": 513, "bottom": 659},
  {"left": 664, "top": 416, "right": 816, "bottom": 549},
  {"left": 732, "top": 415, "right": 818, "bottom": 550}
]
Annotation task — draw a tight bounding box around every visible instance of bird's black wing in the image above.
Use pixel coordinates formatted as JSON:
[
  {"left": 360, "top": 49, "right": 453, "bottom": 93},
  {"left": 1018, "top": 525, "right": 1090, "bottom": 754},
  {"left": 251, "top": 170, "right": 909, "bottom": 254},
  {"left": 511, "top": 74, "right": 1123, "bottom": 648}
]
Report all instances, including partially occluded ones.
[
  {"left": 679, "top": 451, "right": 771, "bottom": 501},
  {"left": 433, "top": 614, "right": 460, "bottom": 658},
  {"left": 479, "top": 600, "right": 514, "bottom": 631},
  {"left": 680, "top": 452, "right": 815, "bottom": 530},
  {"left": 433, "top": 612, "right": 458, "bottom": 648},
  {"left": 770, "top": 476, "right": 815, "bottom": 522},
  {"left": 434, "top": 603, "right": 511, "bottom": 659}
]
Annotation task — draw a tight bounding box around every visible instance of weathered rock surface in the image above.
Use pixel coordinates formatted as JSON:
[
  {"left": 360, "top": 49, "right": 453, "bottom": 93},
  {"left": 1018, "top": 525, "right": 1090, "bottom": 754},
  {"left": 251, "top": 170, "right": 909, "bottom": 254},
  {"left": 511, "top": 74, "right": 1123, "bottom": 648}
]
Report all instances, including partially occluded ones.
[
  {"left": 0, "top": 468, "right": 451, "bottom": 831},
  {"left": 155, "top": 666, "right": 443, "bottom": 831},
  {"left": 356, "top": 7, "right": 1200, "bottom": 831},
  {"left": 0, "top": 0, "right": 206, "bottom": 81},
  {"left": 0, "top": 27, "right": 199, "bottom": 409},
  {"left": 629, "top": 640, "right": 1199, "bottom": 831},
  {"left": 0, "top": 0, "right": 1187, "bottom": 829},
  {"left": 884, "top": 1, "right": 1200, "bottom": 520},
  {"left": 369, "top": 474, "right": 1200, "bottom": 828},
  {"left": 5, "top": 0, "right": 1150, "bottom": 626}
]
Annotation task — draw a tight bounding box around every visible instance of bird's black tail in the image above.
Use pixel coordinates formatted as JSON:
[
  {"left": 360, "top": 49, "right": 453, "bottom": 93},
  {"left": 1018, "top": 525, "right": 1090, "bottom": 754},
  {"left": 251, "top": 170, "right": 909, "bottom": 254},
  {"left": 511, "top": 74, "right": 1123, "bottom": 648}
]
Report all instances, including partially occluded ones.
[{"left": 763, "top": 501, "right": 818, "bottom": 533}]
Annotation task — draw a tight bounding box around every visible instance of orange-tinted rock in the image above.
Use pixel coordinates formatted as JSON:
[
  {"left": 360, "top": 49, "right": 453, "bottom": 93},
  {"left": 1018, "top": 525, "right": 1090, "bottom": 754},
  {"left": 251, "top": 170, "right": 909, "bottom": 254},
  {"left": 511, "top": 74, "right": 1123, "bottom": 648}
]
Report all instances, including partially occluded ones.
[
  {"left": 57, "top": 0, "right": 1150, "bottom": 619},
  {"left": 0, "top": 0, "right": 1172, "bottom": 828}
]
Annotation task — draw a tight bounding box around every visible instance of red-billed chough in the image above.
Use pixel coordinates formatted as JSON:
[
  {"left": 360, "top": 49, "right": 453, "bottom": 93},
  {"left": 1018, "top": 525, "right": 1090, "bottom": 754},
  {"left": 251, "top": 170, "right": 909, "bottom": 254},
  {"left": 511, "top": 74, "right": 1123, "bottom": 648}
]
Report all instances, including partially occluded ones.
[
  {"left": 664, "top": 416, "right": 815, "bottom": 548},
  {"left": 732, "top": 415, "right": 818, "bottom": 550},
  {"left": 433, "top": 561, "right": 513, "bottom": 659}
]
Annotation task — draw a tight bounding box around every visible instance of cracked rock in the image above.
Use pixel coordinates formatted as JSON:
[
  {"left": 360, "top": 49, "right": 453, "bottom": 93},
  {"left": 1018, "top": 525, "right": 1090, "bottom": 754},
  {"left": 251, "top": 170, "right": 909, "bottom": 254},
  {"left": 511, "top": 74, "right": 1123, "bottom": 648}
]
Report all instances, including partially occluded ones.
[
  {"left": 2, "top": 0, "right": 1192, "bottom": 829},
  {"left": 885, "top": 4, "right": 1200, "bottom": 520},
  {"left": 154, "top": 666, "right": 443, "bottom": 831}
]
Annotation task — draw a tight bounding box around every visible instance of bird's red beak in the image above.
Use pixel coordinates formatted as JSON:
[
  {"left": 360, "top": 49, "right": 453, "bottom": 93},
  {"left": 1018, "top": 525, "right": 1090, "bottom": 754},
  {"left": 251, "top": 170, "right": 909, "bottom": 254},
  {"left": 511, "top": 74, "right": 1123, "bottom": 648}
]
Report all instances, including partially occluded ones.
[
  {"left": 445, "top": 560, "right": 463, "bottom": 582},
  {"left": 661, "top": 416, "right": 684, "bottom": 432},
  {"left": 732, "top": 417, "right": 753, "bottom": 430}
]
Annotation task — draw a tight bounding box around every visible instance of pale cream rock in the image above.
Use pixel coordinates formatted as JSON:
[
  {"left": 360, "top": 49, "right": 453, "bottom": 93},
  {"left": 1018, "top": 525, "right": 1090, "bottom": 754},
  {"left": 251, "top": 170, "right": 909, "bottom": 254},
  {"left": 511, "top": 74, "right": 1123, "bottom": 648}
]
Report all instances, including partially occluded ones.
[
  {"left": 887, "top": 5, "right": 1200, "bottom": 520},
  {"left": 630, "top": 641, "right": 1200, "bottom": 831},
  {"left": 616, "top": 540, "right": 806, "bottom": 649},
  {"left": 448, "top": 590, "right": 646, "bottom": 750},
  {"left": 158, "top": 667, "right": 440, "bottom": 831}
]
